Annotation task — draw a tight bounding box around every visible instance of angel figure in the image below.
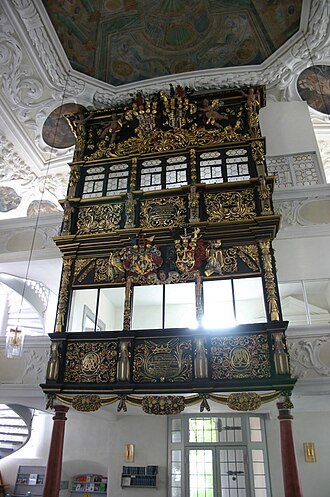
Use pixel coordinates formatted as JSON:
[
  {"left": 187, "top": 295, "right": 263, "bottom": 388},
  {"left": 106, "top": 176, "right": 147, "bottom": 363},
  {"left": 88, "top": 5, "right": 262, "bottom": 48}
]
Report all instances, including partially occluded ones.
[{"left": 199, "top": 98, "right": 226, "bottom": 128}]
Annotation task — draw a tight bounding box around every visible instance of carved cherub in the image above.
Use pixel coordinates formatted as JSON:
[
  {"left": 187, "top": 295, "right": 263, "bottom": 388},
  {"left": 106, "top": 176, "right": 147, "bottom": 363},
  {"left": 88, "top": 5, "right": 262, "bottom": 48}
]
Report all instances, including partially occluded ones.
[
  {"left": 199, "top": 98, "right": 226, "bottom": 128},
  {"left": 100, "top": 113, "right": 123, "bottom": 144}
]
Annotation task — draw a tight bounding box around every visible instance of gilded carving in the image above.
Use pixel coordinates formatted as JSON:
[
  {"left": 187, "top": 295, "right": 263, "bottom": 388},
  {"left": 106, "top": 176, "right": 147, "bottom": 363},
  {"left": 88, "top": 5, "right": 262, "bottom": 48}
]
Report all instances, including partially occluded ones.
[
  {"left": 205, "top": 242, "right": 260, "bottom": 276},
  {"left": 190, "top": 149, "right": 197, "bottom": 183},
  {"left": 74, "top": 259, "right": 96, "bottom": 283},
  {"left": 55, "top": 257, "right": 73, "bottom": 332},
  {"left": 134, "top": 270, "right": 196, "bottom": 286},
  {"left": 88, "top": 125, "right": 250, "bottom": 161},
  {"left": 195, "top": 273, "right": 203, "bottom": 322},
  {"left": 260, "top": 241, "right": 280, "bottom": 321},
  {"left": 211, "top": 334, "right": 271, "bottom": 380},
  {"left": 242, "top": 87, "right": 261, "bottom": 139},
  {"left": 236, "top": 244, "right": 260, "bottom": 271},
  {"left": 124, "top": 191, "right": 136, "bottom": 228},
  {"left": 123, "top": 278, "right": 132, "bottom": 331},
  {"left": 258, "top": 176, "right": 273, "bottom": 215},
  {"left": 76, "top": 204, "right": 122, "bottom": 234},
  {"left": 278, "top": 392, "right": 294, "bottom": 410},
  {"left": 71, "top": 394, "right": 102, "bottom": 412},
  {"left": 227, "top": 392, "right": 262, "bottom": 411},
  {"left": 129, "top": 157, "right": 137, "bottom": 191},
  {"left": 133, "top": 338, "right": 192, "bottom": 383},
  {"left": 46, "top": 343, "right": 60, "bottom": 381},
  {"left": 205, "top": 240, "right": 225, "bottom": 276},
  {"left": 194, "top": 337, "right": 208, "bottom": 379},
  {"left": 205, "top": 190, "right": 256, "bottom": 222},
  {"left": 95, "top": 252, "right": 125, "bottom": 282},
  {"left": 175, "top": 227, "right": 205, "bottom": 273},
  {"left": 251, "top": 140, "right": 266, "bottom": 176},
  {"left": 117, "top": 340, "right": 131, "bottom": 381},
  {"left": 68, "top": 164, "right": 80, "bottom": 198},
  {"left": 140, "top": 197, "right": 186, "bottom": 229},
  {"left": 61, "top": 198, "right": 74, "bottom": 236},
  {"left": 161, "top": 90, "right": 196, "bottom": 130},
  {"left": 142, "top": 396, "right": 185, "bottom": 415},
  {"left": 64, "top": 342, "right": 117, "bottom": 383},
  {"left": 188, "top": 184, "right": 200, "bottom": 222},
  {"left": 273, "top": 332, "right": 290, "bottom": 375}
]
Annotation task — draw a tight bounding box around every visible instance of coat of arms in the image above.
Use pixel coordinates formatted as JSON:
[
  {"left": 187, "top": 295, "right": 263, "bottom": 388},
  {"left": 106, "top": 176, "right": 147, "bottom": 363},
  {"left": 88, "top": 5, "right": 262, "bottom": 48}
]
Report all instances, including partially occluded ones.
[
  {"left": 175, "top": 228, "right": 205, "bottom": 273},
  {"left": 121, "top": 235, "right": 163, "bottom": 276}
]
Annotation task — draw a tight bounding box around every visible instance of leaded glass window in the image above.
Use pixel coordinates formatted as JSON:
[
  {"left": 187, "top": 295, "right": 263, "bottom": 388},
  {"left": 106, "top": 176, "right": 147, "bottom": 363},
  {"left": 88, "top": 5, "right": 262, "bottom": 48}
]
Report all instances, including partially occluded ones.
[
  {"left": 82, "top": 167, "right": 106, "bottom": 198},
  {"left": 139, "top": 155, "right": 188, "bottom": 191}
]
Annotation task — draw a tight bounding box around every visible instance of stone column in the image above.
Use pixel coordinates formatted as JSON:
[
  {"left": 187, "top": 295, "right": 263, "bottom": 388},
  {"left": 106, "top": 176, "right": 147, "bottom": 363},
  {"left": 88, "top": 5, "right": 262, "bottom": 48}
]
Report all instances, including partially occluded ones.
[
  {"left": 277, "top": 397, "right": 303, "bottom": 497},
  {"left": 42, "top": 405, "right": 69, "bottom": 497}
]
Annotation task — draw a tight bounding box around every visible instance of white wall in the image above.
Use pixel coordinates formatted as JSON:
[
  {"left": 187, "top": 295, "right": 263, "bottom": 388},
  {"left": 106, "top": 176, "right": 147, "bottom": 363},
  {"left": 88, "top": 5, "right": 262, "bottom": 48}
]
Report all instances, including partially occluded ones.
[
  {"left": 260, "top": 101, "right": 320, "bottom": 157},
  {"left": 273, "top": 235, "right": 330, "bottom": 281}
]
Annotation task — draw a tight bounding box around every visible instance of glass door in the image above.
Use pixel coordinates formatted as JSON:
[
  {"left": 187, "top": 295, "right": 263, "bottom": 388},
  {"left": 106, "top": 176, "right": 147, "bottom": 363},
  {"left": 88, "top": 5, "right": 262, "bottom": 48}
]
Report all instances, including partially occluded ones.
[
  {"left": 218, "top": 447, "right": 249, "bottom": 497},
  {"left": 187, "top": 446, "right": 249, "bottom": 497}
]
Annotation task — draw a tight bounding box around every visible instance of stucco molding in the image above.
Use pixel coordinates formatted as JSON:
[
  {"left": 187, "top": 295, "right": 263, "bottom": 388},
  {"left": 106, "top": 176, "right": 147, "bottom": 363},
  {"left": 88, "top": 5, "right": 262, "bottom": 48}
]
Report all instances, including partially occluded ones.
[{"left": 289, "top": 335, "right": 330, "bottom": 378}]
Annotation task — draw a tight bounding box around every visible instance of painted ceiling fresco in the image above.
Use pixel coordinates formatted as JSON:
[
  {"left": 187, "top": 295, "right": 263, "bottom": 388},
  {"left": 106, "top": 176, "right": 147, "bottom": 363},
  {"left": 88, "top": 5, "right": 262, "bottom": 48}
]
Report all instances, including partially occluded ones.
[{"left": 42, "top": 0, "right": 302, "bottom": 87}]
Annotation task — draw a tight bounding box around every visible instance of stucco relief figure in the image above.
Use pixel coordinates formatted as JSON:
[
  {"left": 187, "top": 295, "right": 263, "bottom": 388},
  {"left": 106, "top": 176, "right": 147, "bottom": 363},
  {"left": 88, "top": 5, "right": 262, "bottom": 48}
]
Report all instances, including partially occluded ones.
[
  {"left": 117, "top": 341, "right": 131, "bottom": 381},
  {"left": 194, "top": 338, "right": 208, "bottom": 379},
  {"left": 205, "top": 240, "right": 224, "bottom": 276},
  {"left": 199, "top": 98, "right": 226, "bottom": 128}
]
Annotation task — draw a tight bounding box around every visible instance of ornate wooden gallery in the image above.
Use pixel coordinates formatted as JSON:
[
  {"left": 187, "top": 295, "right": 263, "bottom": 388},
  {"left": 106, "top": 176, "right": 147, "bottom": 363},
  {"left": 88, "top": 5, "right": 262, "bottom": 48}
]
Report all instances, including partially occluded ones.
[{"left": 41, "top": 86, "right": 296, "bottom": 416}]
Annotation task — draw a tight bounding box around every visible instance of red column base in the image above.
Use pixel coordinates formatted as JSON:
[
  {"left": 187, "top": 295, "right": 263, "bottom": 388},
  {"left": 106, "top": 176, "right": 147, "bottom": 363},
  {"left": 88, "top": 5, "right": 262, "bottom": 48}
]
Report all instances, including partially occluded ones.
[
  {"left": 42, "top": 405, "right": 69, "bottom": 497},
  {"left": 278, "top": 405, "right": 303, "bottom": 497}
]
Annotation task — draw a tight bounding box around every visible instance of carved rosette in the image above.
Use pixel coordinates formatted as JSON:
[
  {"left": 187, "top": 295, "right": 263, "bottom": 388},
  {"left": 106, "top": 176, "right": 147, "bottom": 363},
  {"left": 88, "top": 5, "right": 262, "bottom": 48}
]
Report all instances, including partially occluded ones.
[
  {"left": 76, "top": 204, "right": 122, "bottom": 234},
  {"left": 227, "top": 392, "right": 262, "bottom": 411},
  {"left": 133, "top": 338, "right": 192, "bottom": 383},
  {"left": 140, "top": 197, "right": 186, "bottom": 229},
  {"left": 205, "top": 190, "right": 256, "bottom": 222},
  {"left": 64, "top": 342, "right": 117, "bottom": 383},
  {"left": 71, "top": 394, "right": 102, "bottom": 412},
  {"left": 259, "top": 241, "right": 280, "bottom": 321},
  {"left": 211, "top": 334, "right": 271, "bottom": 380},
  {"left": 55, "top": 257, "right": 73, "bottom": 332},
  {"left": 142, "top": 395, "right": 186, "bottom": 415}
]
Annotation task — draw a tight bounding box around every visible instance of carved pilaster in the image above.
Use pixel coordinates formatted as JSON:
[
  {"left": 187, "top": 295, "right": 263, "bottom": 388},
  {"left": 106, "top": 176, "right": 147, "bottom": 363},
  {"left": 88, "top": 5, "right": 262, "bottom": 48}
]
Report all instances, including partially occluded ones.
[
  {"left": 258, "top": 176, "right": 273, "bottom": 215},
  {"left": 68, "top": 164, "right": 80, "bottom": 198},
  {"left": 251, "top": 140, "right": 266, "bottom": 176},
  {"left": 259, "top": 241, "right": 280, "bottom": 321},
  {"left": 190, "top": 149, "right": 197, "bottom": 183},
  {"left": 129, "top": 157, "right": 138, "bottom": 190},
  {"left": 123, "top": 277, "right": 132, "bottom": 331},
  {"left": 55, "top": 257, "right": 74, "bottom": 332},
  {"left": 188, "top": 184, "right": 200, "bottom": 223},
  {"left": 272, "top": 332, "right": 290, "bottom": 375}
]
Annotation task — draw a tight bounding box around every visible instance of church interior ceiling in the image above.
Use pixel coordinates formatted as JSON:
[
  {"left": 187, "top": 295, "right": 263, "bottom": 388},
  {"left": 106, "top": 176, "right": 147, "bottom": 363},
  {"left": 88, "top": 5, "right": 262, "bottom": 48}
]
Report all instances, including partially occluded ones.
[{"left": 42, "top": 0, "right": 302, "bottom": 86}]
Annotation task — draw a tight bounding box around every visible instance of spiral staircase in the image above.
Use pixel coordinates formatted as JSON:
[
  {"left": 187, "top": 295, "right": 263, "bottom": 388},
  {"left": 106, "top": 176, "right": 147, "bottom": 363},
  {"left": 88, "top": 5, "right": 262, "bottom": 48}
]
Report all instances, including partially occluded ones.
[{"left": 0, "top": 405, "right": 32, "bottom": 459}]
